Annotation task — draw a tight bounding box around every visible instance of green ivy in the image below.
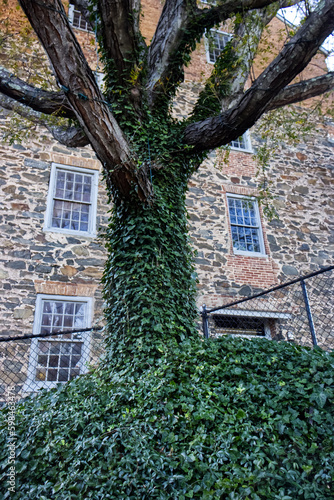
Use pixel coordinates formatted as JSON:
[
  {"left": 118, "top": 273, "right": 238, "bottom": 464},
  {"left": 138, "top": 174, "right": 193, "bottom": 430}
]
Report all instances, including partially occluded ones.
[{"left": 1, "top": 338, "right": 333, "bottom": 498}]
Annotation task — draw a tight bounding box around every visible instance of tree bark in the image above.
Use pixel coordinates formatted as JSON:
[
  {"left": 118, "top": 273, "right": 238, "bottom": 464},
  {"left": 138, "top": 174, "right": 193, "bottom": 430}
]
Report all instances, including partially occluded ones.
[
  {"left": 18, "top": 0, "right": 152, "bottom": 201},
  {"left": 0, "top": 66, "right": 74, "bottom": 118}
]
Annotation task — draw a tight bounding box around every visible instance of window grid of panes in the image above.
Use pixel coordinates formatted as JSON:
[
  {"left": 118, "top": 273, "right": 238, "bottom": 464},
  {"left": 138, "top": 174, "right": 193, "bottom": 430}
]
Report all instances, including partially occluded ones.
[
  {"left": 207, "top": 31, "right": 231, "bottom": 63},
  {"left": 231, "top": 135, "right": 247, "bottom": 150},
  {"left": 35, "top": 300, "right": 87, "bottom": 383},
  {"left": 71, "top": 8, "right": 92, "bottom": 31},
  {"left": 51, "top": 169, "right": 92, "bottom": 232},
  {"left": 227, "top": 197, "right": 262, "bottom": 253}
]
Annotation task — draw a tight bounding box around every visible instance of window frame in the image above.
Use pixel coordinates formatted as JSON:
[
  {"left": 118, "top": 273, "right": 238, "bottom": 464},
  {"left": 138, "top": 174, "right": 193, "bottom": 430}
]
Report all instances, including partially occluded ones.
[
  {"left": 230, "top": 130, "right": 253, "bottom": 153},
  {"left": 68, "top": 3, "right": 93, "bottom": 32},
  {"left": 205, "top": 29, "right": 232, "bottom": 65},
  {"left": 226, "top": 193, "right": 266, "bottom": 257},
  {"left": 23, "top": 294, "right": 93, "bottom": 392},
  {"left": 205, "top": 30, "right": 252, "bottom": 153},
  {"left": 44, "top": 163, "right": 98, "bottom": 238},
  {"left": 212, "top": 314, "right": 272, "bottom": 339}
]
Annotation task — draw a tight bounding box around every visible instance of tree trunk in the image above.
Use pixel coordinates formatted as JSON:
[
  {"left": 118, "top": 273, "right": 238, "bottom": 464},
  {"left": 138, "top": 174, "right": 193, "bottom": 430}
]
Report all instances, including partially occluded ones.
[{"left": 102, "top": 160, "right": 199, "bottom": 369}]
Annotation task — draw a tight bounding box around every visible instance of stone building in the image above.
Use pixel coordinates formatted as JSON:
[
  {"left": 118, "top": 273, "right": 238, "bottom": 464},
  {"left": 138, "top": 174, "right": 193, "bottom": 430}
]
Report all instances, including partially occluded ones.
[{"left": 0, "top": 1, "right": 333, "bottom": 400}]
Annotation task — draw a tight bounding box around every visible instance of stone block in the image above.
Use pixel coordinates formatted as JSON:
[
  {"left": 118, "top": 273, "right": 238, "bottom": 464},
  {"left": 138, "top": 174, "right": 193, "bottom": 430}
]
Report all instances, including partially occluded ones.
[
  {"left": 60, "top": 265, "right": 78, "bottom": 277},
  {"left": 35, "top": 264, "right": 52, "bottom": 273},
  {"left": 282, "top": 265, "right": 299, "bottom": 276},
  {"left": 13, "top": 308, "right": 33, "bottom": 319},
  {"left": 5, "top": 261, "right": 26, "bottom": 270},
  {"left": 24, "top": 158, "right": 49, "bottom": 170},
  {"left": 82, "top": 267, "right": 103, "bottom": 278}
]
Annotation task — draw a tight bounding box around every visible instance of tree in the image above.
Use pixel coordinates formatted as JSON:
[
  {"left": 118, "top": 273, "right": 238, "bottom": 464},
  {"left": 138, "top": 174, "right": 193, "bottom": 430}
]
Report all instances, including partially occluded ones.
[{"left": 2, "top": 0, "right": 333, "bottom": 365}]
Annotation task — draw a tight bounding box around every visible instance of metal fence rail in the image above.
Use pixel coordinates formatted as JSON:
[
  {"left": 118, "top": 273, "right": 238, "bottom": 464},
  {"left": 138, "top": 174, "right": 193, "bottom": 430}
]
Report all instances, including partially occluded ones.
[{"left": 201, "top": 265, "right": 334, "bottom": 350}]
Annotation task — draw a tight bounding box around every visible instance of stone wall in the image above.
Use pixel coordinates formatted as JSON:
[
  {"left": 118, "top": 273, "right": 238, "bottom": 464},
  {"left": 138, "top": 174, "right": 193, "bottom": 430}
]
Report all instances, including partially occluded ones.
[
  {"left": 0, "top": 107, "right": 109, "bottom": 341},
  {"left": 188, "top": 117, "right": 334, "bottom": 310}
]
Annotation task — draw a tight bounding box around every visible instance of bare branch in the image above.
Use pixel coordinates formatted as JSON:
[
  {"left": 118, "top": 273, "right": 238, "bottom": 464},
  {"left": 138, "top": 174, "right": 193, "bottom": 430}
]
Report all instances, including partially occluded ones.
[
  {"left": 184, "top": 0, "right": 334, "bottom": 151},
  {"left": 0, "top": 66, "right": 74, "bottom": 118},
  {"left": 267, "top": 72, "right": 334, "bottom": 109},
  {"left": 0, "top": 93, "right": 89, "bottom": 147}
]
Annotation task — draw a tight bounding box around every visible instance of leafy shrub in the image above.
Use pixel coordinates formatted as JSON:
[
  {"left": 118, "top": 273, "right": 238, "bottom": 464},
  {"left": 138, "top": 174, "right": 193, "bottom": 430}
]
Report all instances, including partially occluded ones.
[{"left": 1, "top": 337, "right": 333, "bottom": 499}]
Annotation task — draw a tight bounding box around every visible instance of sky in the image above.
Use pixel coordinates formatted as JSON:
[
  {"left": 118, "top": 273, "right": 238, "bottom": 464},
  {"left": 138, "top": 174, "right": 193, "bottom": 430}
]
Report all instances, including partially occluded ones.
[{"left": 279, "top": 5, "right": 334, "bottom": 70}]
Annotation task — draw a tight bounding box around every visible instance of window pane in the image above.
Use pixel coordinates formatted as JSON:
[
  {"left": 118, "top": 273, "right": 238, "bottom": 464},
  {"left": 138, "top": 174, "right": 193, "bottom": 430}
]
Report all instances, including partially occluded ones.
[
  {"left": 34, "top": 299, "right": 88, "bottom": 384},
  {"left": 228, "top": 197, "right": 263, "bottom": 254},
  {"left": 50, "top": 167, "right": 95, "bottom": 234}
]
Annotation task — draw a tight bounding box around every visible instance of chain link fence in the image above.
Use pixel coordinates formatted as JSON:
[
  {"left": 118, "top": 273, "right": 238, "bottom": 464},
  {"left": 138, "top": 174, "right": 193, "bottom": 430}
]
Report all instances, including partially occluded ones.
[
  {"left": 1, "top": 266, "right": 333, "bottom": 406},
  {"left": 0, "top": 327, "right": 105, "bottom": 406},
  {"left": 201, "top": 266, "right": 334, "bottom": 351}
]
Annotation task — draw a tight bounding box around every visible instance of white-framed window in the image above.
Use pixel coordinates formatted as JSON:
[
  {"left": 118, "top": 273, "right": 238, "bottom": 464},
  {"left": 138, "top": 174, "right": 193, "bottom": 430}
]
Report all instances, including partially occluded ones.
[
  {"left": 205, "top": 29, "right": 231, "bottom": 64},
  {"left": 230, "top": 130, "right": 252, "bottom": 152},
  {"left": 227, "top": 194, "right": 266, "bottom": 256},
  {"left": 68, "top": 4, "right": 93, "bottom": 32},
  {"left": 23, "top": 295, "right": 93, "bottom": 391},
  {"left": 44, "top": 163, "right": 98, "bottom": 237}
]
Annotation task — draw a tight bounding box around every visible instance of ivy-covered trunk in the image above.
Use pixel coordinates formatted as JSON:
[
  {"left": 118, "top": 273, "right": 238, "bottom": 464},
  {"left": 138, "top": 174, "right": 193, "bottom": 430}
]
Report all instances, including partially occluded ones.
[{"left": 102, "top": 161, "right": 199, "bottom": 368}]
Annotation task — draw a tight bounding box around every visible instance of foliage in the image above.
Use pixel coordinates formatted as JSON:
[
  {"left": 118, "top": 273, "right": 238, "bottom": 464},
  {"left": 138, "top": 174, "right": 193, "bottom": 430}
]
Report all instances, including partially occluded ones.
[
  {"left": 1, "top": 337, "right": 333, "bottom": 499},
  {"left": 253, "top": 105, "right": 318, "bottom": 220}
]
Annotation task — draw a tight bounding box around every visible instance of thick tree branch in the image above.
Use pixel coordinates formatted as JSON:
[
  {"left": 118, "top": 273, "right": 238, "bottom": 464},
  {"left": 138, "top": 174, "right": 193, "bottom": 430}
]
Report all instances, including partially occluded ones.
[
  {"left": 194, "top": 0, "right": 300, "bottom": 29},
  {"left": 147, "top": 0, "right": 196, "bottom": 103},
  {"left": 0, "top": 66, "right": 74, "bottom": 118},
  {"left": 18, "top": 0, "right": 151, "bottom": 201},
  {"left": 147, "top": 0, "right": 300, "bottom": 106},
  {"left": 184, "top": 0, "right": 334, "bottom": 151},
  {"left": 0, "top": 93, "right": 89, "bottom": 147},
  {"left": 220, "top": 6, "right": 277, "bottom": 112},
  {"left": 267, "top": 72, "right": 334, "bottom": 109},
  {"left": 98, "top": 0, "right": 146, "bottom": 83}
]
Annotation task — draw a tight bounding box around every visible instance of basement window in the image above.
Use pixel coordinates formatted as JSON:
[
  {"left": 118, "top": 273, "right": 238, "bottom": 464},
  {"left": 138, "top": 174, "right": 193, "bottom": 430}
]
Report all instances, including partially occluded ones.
[{"left": 213, "top": 315, "right": 267, "bottom": 337}]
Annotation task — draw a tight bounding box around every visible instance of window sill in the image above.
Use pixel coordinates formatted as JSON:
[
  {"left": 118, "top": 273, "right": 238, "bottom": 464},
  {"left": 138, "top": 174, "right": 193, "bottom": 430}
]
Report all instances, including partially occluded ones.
[
  {"left": 232, "top": 250, "right": 268, "bottom": 258},
  {"left": 43, "top": 227, "right": 97, "bottom": 239},
  {"left": 230, "top": 146, "right": 253, "bottom": 154}
]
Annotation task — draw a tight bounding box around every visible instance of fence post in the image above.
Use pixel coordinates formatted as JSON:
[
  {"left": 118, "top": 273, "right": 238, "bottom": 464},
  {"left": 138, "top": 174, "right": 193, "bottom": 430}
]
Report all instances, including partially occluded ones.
[
  {"left": 300, "top": 279, "right": 317, "bottom": 347},
  {"left": 201, "top": 304, "right": 209, "bottom": 340}
]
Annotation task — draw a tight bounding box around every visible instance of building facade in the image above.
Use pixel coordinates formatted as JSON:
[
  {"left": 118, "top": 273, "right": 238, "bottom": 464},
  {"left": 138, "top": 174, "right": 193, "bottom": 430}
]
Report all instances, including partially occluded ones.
[{"left": 0, "top": 1, "right": 333, "bottom": 399}]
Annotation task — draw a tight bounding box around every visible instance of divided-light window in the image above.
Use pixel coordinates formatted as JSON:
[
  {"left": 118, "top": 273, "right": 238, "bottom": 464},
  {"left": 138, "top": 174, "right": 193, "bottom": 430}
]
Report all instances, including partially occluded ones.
[
  {"left": 206, "top": 30, "right": 231, "bottom": 64},
  {"left": 23, "top": 295, "right": 93, "bottom": 391},
  {"left": 68, "top": 4, "right": 93, "bottom": 32},
  {"left": 44, "top": 163, "right": 98, "bottom": 237},
  {"left": 227, "top": 195, "right": 265, "bottom": 256},
  {"left": 230, "top": 131, "right": 252, "bottom": 152}
]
